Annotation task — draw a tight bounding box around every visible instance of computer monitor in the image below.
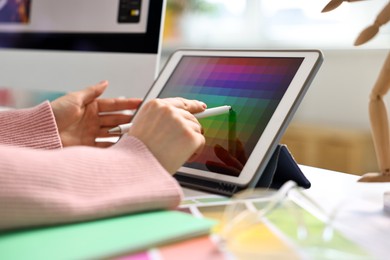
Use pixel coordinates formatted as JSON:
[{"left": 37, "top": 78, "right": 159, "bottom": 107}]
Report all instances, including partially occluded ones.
[{"left": 0, "top": 0, "right": 165, "bottom": 98}]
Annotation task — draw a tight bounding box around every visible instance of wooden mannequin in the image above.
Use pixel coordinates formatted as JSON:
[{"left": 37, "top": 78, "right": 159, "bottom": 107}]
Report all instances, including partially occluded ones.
[
  {"left": 321, "top": 0, "right": 365, "bottom": 13},
  {"left": 322, "top": 1, "right": 390, "bottom": 182}
]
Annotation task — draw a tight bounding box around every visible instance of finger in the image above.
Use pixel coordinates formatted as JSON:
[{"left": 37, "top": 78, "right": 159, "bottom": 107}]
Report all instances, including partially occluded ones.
[
  {"left": 166, "top": 107, "right": 202, "bottom": 134},
  {"left": 95, "top": 141, "right": 116, "bottom": 148},
  {"left": 98, "top": 98, "right": 142, "bottom": 112},
  {"left": 214, "top": 144, "right": 243, "bottom": 170},
  {"left": 99, "top": 114, "right": 132, "bottom": 127},
  {"left": 78, "top": 81, "right": 109, "bottom": 105},
  {"left": 182, "top": 112, "right": 202, "bottom": 134},
  {"left": 235, "top": 139, "right": 248, "bottom": 165},
  {"left": 188, "top": 133, "right": 206, "bottom": 161},
  {"left": 205, "top": 161, "right": 240, "bottom": 176},
  {"left": 180, "top": 109, "right": 199, "bottom": 123},
  {"left": 162, "top": 97, "right": 206, "bottom": 113}
]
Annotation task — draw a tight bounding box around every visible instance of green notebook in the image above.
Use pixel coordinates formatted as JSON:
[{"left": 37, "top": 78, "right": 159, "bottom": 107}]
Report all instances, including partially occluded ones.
[{"left": 0, "top": 210, "right": 215, "bottom": 259}]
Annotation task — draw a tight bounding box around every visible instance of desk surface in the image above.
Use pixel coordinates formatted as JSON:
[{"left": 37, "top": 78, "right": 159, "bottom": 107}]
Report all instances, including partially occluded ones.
[
  {"left": 302, "top": 165, "right": 389, "bottom": 260},
  {"left": 183, "top": 165, "right": 390, "bottom": 259},
  {"left": 2, "top": 165, "right": 388, "bottom": 259}
]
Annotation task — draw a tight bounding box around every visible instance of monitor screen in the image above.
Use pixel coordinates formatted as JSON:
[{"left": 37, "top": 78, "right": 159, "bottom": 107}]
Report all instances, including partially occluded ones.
[{"left": 0, "top": 0, "right": 164, "bottom": 99}]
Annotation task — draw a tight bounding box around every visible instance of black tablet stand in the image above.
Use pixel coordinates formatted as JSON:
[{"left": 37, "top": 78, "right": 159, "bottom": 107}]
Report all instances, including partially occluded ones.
[{"left": 254, "top": 144, "right": 311, "bottom": 190}]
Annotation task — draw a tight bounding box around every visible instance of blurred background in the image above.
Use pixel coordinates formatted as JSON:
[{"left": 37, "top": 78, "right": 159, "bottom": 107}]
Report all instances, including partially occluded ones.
[{"left": 161, "top": 0, "right": 390, "bottom": 175}]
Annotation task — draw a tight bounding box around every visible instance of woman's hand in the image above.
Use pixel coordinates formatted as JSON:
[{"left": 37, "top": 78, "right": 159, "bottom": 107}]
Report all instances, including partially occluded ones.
[
  {"left": 128, "top": 98, "right": 207, "bottom": 174},
  {"left": 51, "top": 81, "right": 142, "bottom": 148}
]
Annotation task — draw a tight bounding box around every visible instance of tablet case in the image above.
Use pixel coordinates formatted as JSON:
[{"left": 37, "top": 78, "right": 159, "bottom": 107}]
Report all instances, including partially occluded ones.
[
  {"left": 175, "top": 144, "right": 311, "bottom": 195},
  {"left": 255, "top": 144, "right": 311, "bottom": 189}
]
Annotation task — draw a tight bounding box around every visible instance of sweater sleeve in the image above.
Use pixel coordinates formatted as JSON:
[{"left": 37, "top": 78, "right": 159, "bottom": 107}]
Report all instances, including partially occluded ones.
[
  {"left": 0, "top": 101, "right": 62, "bottom": 149},
  {"left": 0, "top": 135, "right": 183, "bottom": 230}
]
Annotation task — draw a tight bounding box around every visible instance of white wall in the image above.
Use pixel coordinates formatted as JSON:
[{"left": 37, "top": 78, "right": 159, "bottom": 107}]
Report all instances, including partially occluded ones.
[
  {"left": 0, "top": 49, "right": 160, "bottom": 98},
  {"left": 292, "top": 49, "right": 389, "bottom": 130}
]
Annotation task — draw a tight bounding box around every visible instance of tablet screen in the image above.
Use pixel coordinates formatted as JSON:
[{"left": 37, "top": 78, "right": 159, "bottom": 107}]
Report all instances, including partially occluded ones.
[{"left": 158, "top": 56, "right": 304, "bottom": 177}]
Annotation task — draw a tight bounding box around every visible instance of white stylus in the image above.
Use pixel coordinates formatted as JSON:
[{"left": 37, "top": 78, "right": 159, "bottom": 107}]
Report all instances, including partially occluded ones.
[{"left": 108, "top": 105, "right": 232, "bottom": 134}]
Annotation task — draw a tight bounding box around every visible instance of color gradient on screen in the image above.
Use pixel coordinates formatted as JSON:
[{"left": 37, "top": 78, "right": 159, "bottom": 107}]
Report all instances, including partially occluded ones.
[{"left": 158, "top": 56, "right": 303, "bottom": 177}]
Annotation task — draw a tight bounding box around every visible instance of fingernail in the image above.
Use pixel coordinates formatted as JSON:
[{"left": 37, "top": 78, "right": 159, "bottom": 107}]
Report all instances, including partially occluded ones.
[{"left": 200, "top": 101, "right": 207, "bottom": 109}]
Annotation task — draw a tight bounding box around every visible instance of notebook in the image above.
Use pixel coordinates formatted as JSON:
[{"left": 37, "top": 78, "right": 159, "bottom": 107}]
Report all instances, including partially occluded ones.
[{"left": 0, "top": 210, "right": 215, "bottom": 259}]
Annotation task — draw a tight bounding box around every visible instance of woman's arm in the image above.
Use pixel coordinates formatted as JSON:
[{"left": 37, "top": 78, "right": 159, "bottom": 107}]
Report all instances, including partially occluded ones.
[
  {"left": 0, "top": 135, "right": 182, "bottom": 230},
  {"left": 0, "top": 85, "right": 206, "bottom": 230},
  {"left": 0, "top": 101, "right": 62, "bottom": 149}
]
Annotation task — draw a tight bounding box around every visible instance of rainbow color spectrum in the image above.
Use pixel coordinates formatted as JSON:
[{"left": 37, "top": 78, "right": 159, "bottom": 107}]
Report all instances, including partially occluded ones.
[{"left": 158, "top": 56, "right": 303, "bottom": 176}]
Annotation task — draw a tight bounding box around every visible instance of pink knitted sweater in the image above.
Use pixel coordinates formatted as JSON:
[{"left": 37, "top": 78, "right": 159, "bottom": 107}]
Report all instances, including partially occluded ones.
[{"left": 0, "top": 102, "right": 183, "bottom": 230}]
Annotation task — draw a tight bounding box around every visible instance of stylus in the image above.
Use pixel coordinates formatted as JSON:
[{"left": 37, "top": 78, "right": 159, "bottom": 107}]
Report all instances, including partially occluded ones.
[
  {"left": 191, "top": 105, "right": 231, "bottom": 119},
  {"left": 108, "top": 105, "right": 231, "bottom": 134}
]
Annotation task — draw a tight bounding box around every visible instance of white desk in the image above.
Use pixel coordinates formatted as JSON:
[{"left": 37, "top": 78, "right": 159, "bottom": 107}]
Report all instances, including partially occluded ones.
[
  {"left": 301, "top": 165, "right": 389, "bottom": 260},
  {"left": 183, "top": 165, "right": 390, "bottom": 260}
]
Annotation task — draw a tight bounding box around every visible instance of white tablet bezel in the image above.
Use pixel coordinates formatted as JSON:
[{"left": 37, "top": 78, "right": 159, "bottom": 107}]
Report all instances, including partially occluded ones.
[{"left": 141, "top": 49, "right": 323, "bottom": 187}]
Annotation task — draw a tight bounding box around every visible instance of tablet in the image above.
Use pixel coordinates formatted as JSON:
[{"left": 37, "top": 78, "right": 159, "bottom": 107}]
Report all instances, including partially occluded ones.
[{"left": 140, "top": 49, "right": 323, "bottom": 195}]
